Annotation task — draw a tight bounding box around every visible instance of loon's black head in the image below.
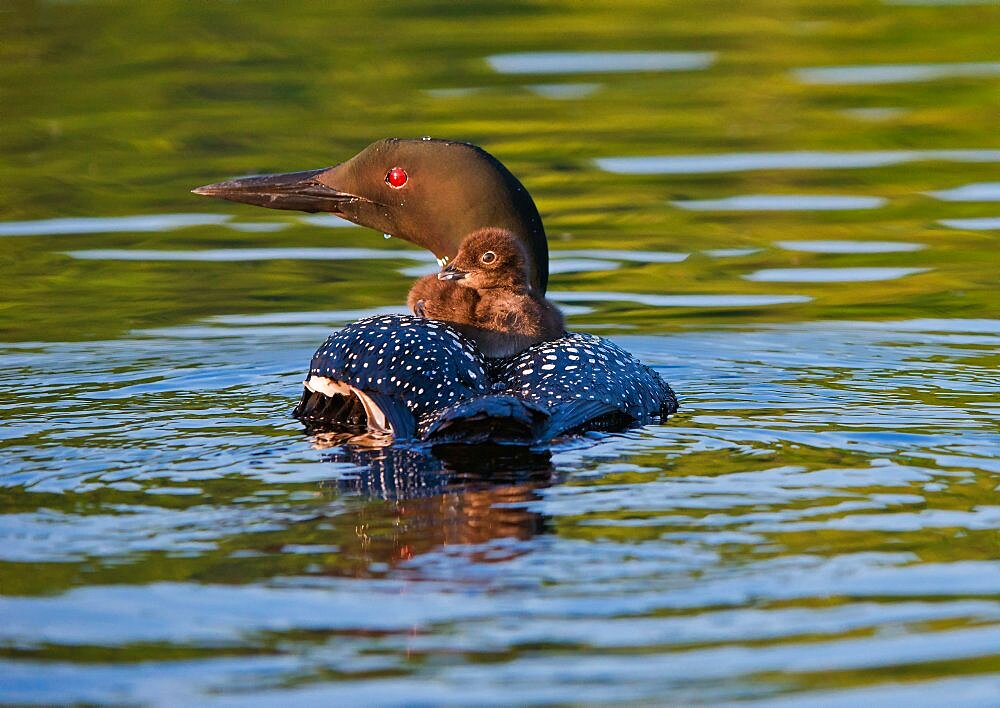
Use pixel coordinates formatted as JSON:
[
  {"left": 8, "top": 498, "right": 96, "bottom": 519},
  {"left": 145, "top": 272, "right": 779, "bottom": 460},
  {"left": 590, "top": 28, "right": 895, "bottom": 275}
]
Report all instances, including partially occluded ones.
[
  {"left": 192, "top": 138, "right": 549, "bottom": 292},
  {"left": 438, "top": 227, "right": 532, "bottom": 291}
]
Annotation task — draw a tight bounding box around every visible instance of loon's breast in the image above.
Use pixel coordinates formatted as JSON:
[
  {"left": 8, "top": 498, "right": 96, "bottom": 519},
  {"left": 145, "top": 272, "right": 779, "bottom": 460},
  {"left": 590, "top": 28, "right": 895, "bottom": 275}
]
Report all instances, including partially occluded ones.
[{"left": 294, "top": 314, "right": 677, "bottom": 446}]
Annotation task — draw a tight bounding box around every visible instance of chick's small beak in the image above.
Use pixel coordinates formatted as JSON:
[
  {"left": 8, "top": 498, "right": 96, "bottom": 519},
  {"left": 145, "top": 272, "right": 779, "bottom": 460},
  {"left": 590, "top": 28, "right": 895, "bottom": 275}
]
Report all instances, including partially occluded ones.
[{"left": 437, "top": 263, "right": 468, "bottom": 281}]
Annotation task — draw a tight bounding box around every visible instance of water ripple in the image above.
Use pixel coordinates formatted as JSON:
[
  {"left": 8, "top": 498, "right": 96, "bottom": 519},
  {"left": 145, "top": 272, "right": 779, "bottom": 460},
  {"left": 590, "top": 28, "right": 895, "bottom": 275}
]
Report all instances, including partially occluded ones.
[
  {"left": 671, "top": 195, "right": 886, "bottom": 211},
  {"left": 487, "top": 51, "right": 716, "bottom": 74},
  {"left": 775, "top": 240, "right": 925, "bottom": 253},
  {"left": 65, "top": 247, "right": 430, "bottom": 262},
  {"left": 938, "top": 217, "right": 1000, "bottom": 230},
  {"left": 525, "top": 83, "right": 601, "bottom": 99},
  {"left": 794, "top": 61, "right": 1000, "bottom": 85},
  {"left": 928, "top": 182, "right": 1000, "bottom": 202},
  {"left": 0, "top": 214, "right": 232, "bottom": 237},
  {"left": 744, "top": 267, "right": 930, "bottom": 282},
  {"left": 596, "top": 149, "right": 1000, "bottom": 174},
  {"left": 550, "top": 291, "right": 812, "bottom": 307}
]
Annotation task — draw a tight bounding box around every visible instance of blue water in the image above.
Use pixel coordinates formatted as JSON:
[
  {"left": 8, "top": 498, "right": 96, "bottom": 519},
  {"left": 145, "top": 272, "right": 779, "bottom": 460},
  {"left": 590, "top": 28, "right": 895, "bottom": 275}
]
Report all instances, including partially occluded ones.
[{"left": 2, "top": 316, "right": 999, "bottom": 703}]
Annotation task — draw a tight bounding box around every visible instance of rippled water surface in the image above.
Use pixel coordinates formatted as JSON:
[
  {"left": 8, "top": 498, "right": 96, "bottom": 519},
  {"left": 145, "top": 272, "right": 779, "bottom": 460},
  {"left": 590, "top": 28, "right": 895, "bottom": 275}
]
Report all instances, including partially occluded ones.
[{"left": 2, "top": 1, "right": 999, "bottom": 704}]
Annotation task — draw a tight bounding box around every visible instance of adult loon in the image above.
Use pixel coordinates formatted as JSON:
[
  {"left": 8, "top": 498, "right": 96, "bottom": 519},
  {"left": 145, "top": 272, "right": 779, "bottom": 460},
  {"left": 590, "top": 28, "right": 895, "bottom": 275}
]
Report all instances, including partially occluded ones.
[{"left": 193, "top": 138, "right": 677, "bottom": 445}]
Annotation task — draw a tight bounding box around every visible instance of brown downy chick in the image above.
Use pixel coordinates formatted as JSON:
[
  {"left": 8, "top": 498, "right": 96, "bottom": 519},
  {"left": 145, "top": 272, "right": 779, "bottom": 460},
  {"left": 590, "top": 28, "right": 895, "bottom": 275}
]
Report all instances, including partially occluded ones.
[{"left": 407, "top": 227, "right": 565, "bottom": 358}]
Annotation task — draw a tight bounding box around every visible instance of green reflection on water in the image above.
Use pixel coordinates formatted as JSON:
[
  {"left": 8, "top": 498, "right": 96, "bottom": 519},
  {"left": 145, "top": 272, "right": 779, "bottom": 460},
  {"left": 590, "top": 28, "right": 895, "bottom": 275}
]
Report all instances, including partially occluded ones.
[{"left": 2, "top": 0, "right": 998, "bottom": 341}]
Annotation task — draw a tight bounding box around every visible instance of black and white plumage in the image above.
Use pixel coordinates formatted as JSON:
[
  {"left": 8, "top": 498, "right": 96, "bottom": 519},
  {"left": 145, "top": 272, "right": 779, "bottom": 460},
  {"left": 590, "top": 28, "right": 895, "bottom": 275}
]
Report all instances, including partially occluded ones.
[
  {"left": 294, "top": 315, "right": 677, "bottom": 446},
  {"left": 489, "top": 333, "right": 675, "bottom": 434},
  {"left": 295, "top": 315, "right": 489, "bottom": 440}
]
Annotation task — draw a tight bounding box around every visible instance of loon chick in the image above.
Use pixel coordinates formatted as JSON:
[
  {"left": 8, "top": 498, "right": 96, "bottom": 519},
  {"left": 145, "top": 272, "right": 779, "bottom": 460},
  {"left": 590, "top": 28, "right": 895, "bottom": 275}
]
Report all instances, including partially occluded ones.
[
  {"left": 193, "top": 137, "right": 677, "bottom": 444},
  {"left": 407, "top": 227, "right": 564, "bottom": 358}
]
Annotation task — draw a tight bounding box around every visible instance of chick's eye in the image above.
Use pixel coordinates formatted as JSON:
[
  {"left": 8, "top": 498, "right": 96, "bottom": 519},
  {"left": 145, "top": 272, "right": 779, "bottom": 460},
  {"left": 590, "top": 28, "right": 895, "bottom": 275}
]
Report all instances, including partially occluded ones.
[
  {"left": 385, "top": 167, "right": 408, "bottom": 188},
  {"left": 481, "top": 251, "right": 496, "bottom": 264}
]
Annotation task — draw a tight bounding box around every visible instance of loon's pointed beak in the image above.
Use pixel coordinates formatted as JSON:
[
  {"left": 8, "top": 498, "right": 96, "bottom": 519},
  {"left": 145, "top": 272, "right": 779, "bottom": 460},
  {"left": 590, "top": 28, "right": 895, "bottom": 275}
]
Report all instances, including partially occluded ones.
[
  {"left": 192, "top": 167, "right": 363, "bottom": 214},
  {"left": 438, "top": 263, "right": 468, "bottom": 281}
]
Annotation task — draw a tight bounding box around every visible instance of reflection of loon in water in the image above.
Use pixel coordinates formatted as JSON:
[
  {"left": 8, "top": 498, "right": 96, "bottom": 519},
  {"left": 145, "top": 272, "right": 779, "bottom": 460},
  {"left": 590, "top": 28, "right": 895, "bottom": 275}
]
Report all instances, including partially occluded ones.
[
  {"left": 317, "top": 436, "right": 555, "bottom": 500},
  {"left": 194, "top": 138, "right": 678, "bottom": 445},
  {"left": 310, "top": 440, "right": 554, "bottom": 574}
]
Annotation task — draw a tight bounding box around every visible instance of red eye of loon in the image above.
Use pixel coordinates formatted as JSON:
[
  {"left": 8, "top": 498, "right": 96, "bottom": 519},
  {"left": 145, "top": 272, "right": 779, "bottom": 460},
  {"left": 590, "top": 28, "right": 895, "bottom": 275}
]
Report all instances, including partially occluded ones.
[{"left": 385, "top": 167, "right": 408, "bottom": 188}]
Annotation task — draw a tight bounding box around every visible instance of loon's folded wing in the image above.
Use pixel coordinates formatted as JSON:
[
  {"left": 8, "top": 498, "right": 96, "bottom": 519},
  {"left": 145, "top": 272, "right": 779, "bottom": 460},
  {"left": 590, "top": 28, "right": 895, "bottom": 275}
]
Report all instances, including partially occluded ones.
[
  {"left": 492, "top": 333, "right": 678, "bottom": 438},
  {"left": 294, "top": 315, "right": 489, "bottom": 439}
]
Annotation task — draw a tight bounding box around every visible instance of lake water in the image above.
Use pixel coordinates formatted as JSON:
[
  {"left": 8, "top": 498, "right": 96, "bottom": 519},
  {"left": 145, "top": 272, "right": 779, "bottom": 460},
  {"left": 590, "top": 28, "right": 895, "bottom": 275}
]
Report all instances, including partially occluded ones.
[{"left": 2, "top": 1, "right": 999, "bottom": 704}]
